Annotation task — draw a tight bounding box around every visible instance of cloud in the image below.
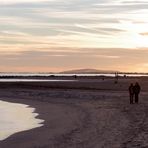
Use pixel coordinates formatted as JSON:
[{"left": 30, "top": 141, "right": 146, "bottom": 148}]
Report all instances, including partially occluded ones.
[
  {"left": 0, "top": 0, "right": 52, "bottom": 5},
  {"left": 93, "top": 55, "right": 120, "bottom": 59},
  {"left": 120, "top": 0, "right": 148, "bottom": 4},
  {"left": 140, "top": 32, "right": 148, "bottom": 36},
  {"left": 1, "top": 30, "right": 29, "bottom": 36},
  {"left": 0, "top": 47, "right": 148, "bottom": 72},
  {"left": 0, "top": 0, "right": 148, "bottom": 72}
]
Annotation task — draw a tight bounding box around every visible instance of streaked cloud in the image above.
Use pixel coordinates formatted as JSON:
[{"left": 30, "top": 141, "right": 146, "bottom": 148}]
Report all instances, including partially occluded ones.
[
  {"left": 1, "top": 0, "right": 148, "bottom": 72},
  {"left": 0, "top": 0, "right": 51, "bottom": 5},
  {"left": 140, "top": 32, "right": 148, "bottom": 36}
]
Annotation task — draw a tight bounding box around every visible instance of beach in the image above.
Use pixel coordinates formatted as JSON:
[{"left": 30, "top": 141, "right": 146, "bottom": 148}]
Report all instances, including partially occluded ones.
[{"left": 0, "top": 77, "right": 148, "bottom": 148}]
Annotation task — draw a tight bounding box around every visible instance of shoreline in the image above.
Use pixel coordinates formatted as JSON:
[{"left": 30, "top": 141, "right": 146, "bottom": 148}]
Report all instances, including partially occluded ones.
[
  {"left": 0, "top": 78, "right": 148, "bottom": 147},
  {"left": 0, "top": 76, "right": 147, "bottom": 91}
]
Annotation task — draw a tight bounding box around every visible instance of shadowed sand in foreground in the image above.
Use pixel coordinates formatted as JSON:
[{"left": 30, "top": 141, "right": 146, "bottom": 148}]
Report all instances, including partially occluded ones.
[{"left": 0, "top": 77, "right": 148, "bottom": 148}]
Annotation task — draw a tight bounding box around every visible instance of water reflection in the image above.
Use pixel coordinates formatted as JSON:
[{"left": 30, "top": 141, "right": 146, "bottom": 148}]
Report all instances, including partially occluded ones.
[
  {"left": 0, "top": 79, "right": 76, "bottom": 82},
  {"left": 0, "top": 100, "right": 44, "bottom": 141}
]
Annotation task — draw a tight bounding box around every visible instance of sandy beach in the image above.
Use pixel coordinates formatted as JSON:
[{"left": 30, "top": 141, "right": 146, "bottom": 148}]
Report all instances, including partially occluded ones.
[{"left": 0, "top": 77, "right": 148, "bottom": 148}]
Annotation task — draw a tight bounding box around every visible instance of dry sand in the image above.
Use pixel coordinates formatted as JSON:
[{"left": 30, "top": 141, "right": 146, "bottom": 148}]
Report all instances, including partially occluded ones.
[{"left": 0, "top": 77, "right": 148, "bottom": 148}]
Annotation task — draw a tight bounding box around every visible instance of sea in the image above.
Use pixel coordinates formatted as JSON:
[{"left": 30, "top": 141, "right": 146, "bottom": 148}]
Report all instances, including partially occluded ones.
[
  {"left": 0, "top": 72, "right": 147, "bottom": 77},
  {"left": 0, "top": 73, "right": 147, "bottom": 82}
]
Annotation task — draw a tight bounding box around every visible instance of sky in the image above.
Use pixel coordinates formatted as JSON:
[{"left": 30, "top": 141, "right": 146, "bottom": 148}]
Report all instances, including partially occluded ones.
[{"left": 1, "top": 0, "right": 148, "bottom": 73}]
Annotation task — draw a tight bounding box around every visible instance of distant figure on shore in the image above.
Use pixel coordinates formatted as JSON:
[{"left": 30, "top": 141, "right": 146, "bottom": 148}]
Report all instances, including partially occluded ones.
[
  {"left": 129, "top": 83, "right": 134, "bottom": 104},
  {"left": 74, "top": 75, "right": 77, "bottom": 79},
  {"left": 114, "top": 72, "right": 119, "bottom": 84},
  {"left": 133, "top": 82, "right": 141, "bottom": 103}
]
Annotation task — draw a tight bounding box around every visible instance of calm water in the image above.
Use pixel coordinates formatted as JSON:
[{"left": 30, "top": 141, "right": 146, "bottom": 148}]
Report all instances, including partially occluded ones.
[
  {"left": 0, "top": 79, "right": 76, "bottom": 82},
  {"left": 0, "top": 73, "right": 147, "bottom": 82},
  {"left": 0, "top": 73, "right": 147, "bottom": 77},
  {"left": 0, "top": 100, "right": 44, "bottom": 141}
]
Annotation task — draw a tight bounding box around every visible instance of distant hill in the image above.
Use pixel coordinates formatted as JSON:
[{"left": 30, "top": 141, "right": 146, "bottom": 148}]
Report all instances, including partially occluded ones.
[{"left": 60, "top": 69, "right": 119, "bottom": 74}]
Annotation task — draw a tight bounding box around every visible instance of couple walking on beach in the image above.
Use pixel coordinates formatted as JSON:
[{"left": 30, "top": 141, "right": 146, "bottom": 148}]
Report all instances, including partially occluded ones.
[{"left": 129, "top": 82, "right": 141, "bottom": 104}]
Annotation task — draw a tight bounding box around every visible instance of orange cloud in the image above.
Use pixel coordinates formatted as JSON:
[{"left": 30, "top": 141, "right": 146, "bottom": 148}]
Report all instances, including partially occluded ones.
[
  {"left": 0, "top": 65, "right": 64, "bottom": 73},
  {"left": 140, "top": 32, "right": 148, "bottom": 36}
]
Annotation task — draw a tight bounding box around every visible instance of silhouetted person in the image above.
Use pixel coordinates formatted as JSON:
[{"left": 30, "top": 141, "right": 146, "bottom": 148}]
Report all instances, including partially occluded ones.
[
  {"left": 74, "top": 75, "right": 77, "bottom": 79},
  {"left": 133, "top": 82, "right": 141, "bottom": 103},
  {"left": 129, "top": 83, "right": 134, "bottom": 104},
  {"left": 114, "top": 72, "right": 118, "bottom": 84}
]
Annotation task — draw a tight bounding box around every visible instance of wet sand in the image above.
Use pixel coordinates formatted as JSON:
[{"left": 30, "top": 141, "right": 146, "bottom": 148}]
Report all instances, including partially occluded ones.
[{"left": 0, "top": 77, "right": 148, "bottom": 148}]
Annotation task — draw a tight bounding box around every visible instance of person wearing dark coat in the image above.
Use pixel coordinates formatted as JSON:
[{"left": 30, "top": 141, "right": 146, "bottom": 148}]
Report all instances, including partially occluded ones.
[
  {"left": 129, "top": 83, "right": 134, "bottom": 104},
  {"left": 133, "top": 82, "right": 141, "bottom": 103}
]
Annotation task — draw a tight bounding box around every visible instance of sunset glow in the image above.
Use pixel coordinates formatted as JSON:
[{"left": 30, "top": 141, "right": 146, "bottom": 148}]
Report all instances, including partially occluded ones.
[{"left": 1, "top": 0, "right": 148, "bottom": 72}]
